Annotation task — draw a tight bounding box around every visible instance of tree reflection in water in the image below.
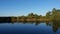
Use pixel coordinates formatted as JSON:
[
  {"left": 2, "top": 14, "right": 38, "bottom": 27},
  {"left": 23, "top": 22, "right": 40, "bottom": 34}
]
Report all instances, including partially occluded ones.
[
  {"left": 52, "top": 21, "right": 60, "bottom": 32},
  {"left": 35, "top": 22, "right": 41, "bottom": 26},
  {"left": 45, "top": 21, "right": 60, "bottom": 32},
  {"left": 0, "top": 21, "right": 60, "bottom": 33}
]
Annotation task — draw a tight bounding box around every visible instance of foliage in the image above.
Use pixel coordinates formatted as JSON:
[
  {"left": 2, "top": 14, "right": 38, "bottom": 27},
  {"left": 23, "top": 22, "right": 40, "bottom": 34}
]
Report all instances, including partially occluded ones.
[
  {"left": 46, "top": 11, "right": 51, "bottom": 19},
  {"left": 50, "top": 8, "right": 60, "bottom": 21}
]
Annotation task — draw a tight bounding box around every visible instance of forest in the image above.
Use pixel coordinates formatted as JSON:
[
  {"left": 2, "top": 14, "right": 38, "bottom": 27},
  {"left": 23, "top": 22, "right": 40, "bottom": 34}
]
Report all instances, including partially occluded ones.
[{"left": 0, "top": 8, "right": 60, "bottom": 22}]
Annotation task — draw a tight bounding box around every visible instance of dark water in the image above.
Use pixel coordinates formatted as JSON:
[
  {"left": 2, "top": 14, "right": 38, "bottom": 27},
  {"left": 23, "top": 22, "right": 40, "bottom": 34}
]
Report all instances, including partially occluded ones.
[{"left": 0, "top": 22, "right": 60, "bottom": 34}]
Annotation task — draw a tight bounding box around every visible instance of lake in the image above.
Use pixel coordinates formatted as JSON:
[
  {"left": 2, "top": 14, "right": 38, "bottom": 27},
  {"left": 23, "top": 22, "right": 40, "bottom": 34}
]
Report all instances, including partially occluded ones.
[{"left": 0, "top": 22, "right": 60, "bottom": 34}]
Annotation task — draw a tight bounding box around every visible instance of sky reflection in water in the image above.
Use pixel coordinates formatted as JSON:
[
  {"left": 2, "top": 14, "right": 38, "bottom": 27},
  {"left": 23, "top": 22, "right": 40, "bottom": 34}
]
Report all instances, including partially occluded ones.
[{"left": 0, "top": 22, "right": 60, "bottom": 34}]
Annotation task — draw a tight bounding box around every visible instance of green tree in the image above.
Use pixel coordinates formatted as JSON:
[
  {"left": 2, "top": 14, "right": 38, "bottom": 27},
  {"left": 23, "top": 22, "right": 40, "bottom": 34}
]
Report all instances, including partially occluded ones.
[
  {"left": 46, "top": 11, "right": 51, "bottom": 19},
  {"left": 28, "top": 13, "right": 34, "bottom": 16},
  {"left": 51, "top": 8, "right": 60, "bottom": 21}
]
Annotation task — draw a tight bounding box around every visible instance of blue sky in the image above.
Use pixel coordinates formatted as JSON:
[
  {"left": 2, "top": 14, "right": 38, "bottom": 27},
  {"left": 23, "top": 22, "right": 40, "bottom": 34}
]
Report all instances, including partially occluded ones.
[{"left": 0, "top": 0, "right": 60, "bottom": 16}]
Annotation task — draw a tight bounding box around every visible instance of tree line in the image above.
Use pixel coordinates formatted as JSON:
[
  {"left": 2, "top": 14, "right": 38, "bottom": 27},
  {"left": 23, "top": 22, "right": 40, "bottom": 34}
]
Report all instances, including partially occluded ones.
[
  {"left": 22, "top": 8, "right": 60, "bottom": 21},
  {"left": 0, "top": 8, "right": 60, "bottom": 22}
]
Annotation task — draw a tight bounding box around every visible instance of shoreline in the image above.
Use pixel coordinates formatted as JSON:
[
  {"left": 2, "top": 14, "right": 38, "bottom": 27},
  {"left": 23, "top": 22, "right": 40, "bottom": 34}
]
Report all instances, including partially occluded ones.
[{"left": 0, "top": 17, "right": 51, "bottom": 22}]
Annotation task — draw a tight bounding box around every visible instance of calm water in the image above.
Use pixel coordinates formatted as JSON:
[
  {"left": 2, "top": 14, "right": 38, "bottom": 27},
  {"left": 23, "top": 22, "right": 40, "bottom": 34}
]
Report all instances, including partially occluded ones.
[{"left": 0, "top": 22, "right": 60, "bottom": 34}]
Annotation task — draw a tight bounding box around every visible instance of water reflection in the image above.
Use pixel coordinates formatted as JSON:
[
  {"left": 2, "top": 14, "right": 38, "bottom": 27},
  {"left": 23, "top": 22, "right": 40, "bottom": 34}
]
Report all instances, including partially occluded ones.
[
  {"left": 52, "top": 21, "right": 60, "bottom": 32},
  {"left": 45, "top": 21, "right": 60, "bottom": 32},
  {"left": 0, "top": 21, "right": 60, "bottom": 33},
  {"left": 35, "top": 22, "right": 40, "bottom": 26}
]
